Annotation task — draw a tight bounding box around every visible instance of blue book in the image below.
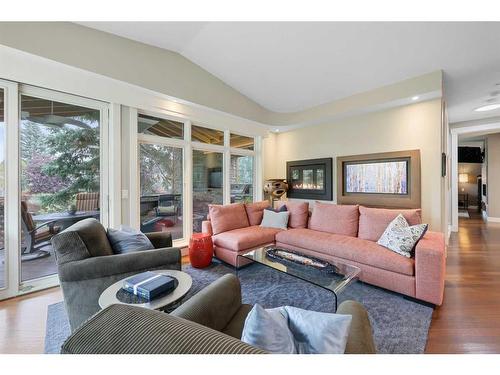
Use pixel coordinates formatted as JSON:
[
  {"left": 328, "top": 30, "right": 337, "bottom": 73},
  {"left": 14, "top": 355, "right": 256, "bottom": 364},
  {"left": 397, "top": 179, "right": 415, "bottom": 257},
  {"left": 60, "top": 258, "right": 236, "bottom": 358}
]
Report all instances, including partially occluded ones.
[{"left": 122, "top": 271, "right": 176, "bottom": 301}]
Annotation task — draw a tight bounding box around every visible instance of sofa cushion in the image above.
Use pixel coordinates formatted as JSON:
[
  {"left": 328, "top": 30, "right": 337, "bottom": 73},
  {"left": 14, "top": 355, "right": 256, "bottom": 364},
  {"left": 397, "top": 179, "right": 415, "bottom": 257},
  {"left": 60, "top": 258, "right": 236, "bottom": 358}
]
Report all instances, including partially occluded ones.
[
  {"left": 209, "top": 203, "right": 250, "bottom": 235},
  {"left": 107, "top": 226, "right": 155, "bottom": 254},
  {"left": 213, "top": 226, "right": 281, "bottom": 251},
  {"left": 260, "top": 210, "right": 289, "bottom": 230},
  {"left": 245, "top": 201, "right": 271, "bottom": 226},
  {"left": 63, "top": 218, "right": 114, "bottom": 257},
  {"left": 278, "top": 201, "right": 309, "bottom": 228},
  {"left": 377, "top": 214, "right": 428, "bottom": 258},
  {"left": 358, "top": 206, "right": 422, "bottom": 242},
  {"left": 308, "top": 202, "right": 359, "bottom": 237},
  {"left": 276, "top": 228, "right": 414, "bottom": 276}
]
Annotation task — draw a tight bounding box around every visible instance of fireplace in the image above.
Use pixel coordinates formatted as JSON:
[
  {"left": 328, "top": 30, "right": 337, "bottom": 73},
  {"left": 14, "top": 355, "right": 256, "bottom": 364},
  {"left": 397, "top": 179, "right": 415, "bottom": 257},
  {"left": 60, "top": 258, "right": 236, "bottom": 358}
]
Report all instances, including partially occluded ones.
[{"left": 286, "top": 158, "right": 333, "bottom": 200}]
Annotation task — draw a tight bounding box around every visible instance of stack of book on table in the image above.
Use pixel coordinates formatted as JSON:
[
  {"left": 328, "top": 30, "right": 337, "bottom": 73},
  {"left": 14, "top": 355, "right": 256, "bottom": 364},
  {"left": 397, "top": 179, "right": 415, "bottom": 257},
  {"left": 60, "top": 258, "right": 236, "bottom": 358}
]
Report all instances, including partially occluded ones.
[{"left": 122, "top": 271, "right": 176, "bottom": 301}]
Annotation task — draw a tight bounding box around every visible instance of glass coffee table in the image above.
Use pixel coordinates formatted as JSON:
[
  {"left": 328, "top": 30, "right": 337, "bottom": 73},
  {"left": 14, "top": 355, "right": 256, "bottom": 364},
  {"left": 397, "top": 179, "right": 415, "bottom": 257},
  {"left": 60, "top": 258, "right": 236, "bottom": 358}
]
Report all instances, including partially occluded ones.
[{"left": 237, "top": 246, "right": 361, "bottom": 312}]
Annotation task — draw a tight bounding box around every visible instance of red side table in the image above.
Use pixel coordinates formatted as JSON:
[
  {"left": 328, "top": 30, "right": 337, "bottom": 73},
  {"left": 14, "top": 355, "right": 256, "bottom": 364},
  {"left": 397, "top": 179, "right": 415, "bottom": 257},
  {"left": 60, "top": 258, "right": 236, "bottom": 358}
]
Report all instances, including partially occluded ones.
[{"left": 189, "top": 233, "right": 214, "bottom": 268}]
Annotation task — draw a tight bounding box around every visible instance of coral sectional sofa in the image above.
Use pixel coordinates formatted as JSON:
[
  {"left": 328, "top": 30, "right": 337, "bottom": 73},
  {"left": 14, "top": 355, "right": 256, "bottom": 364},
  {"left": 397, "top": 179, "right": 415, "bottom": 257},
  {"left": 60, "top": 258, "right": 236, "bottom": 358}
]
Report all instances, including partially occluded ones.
[{"left": 202, "top": 201, "right": 446, "bottom": 305}]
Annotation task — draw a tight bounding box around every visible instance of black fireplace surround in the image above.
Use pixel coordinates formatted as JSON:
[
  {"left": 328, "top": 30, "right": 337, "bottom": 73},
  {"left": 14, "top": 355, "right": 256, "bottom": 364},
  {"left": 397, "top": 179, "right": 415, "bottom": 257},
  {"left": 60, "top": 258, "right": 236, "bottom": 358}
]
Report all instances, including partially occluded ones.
[{"left": 286, "top": 158, "right": 333, "bottom": 200}]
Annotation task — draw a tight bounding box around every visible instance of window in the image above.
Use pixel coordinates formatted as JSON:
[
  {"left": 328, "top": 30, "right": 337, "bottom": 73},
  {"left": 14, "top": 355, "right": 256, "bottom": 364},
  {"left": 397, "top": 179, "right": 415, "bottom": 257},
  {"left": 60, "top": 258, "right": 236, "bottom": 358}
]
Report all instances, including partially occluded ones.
[
  {"left": 139, "top": 143, "right": 183, "bottom": 240},
  {"left": 0, "top": 89, "right": 4, "bottom": 289},
  {"left": 230, "top": 155, "right": 254, "bottom": 203},
  {"left": 230, "top": 133, "right": 254, "bottom": 150},
  {"left": 138, "top": 114, "right": 184, "bottom": 139},
  {"left": 19, "top": 94, "right": 101, "bottom": 281},
  {"left": 192, "top": 150, "right": 223, "bottom": 232},
  {"left": 192, "top": 124, "right": 224, "bottom": 145}
]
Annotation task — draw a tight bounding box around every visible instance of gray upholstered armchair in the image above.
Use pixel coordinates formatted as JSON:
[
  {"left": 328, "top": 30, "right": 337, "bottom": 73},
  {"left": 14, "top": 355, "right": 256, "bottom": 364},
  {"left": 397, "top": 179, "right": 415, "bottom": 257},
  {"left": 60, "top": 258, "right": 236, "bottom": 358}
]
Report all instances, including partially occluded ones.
[{"left": 51, "top": 218, "right": 181, "bottom": 332}]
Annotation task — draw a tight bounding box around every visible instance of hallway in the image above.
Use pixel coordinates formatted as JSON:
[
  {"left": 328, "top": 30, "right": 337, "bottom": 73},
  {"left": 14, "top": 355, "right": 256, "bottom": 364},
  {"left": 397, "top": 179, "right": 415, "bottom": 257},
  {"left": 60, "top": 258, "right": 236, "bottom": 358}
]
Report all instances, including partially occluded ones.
[{"left": 426, "top": 211, "right": 500, "bottom": 353}]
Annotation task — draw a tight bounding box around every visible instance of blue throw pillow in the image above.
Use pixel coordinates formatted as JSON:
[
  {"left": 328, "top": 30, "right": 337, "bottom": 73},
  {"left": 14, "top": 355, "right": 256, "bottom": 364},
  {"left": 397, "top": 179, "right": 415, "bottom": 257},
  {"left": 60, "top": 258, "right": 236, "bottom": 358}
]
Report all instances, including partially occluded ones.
[
  {"left": 107, "top": 226, "right": 155, "bottom": 254},
  {"left": 241, "top": 304, "right": 297, "bottom": 354},
  {"left": 241, "top": 304, "right": 352, "bottom": 354},
  {"left": 284, "top": 306, "right": 352, "bottom": 354}
]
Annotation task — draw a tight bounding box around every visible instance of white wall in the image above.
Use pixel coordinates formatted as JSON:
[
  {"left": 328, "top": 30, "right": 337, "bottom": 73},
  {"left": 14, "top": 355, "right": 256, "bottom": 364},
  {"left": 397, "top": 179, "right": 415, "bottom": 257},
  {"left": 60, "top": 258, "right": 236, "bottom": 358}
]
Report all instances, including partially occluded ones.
[
  {"left": 487, "top": 134, "right": 500, "bottom": 219},
  {"left": 263, "top": 99, "right": 444, "bottom": 231}
]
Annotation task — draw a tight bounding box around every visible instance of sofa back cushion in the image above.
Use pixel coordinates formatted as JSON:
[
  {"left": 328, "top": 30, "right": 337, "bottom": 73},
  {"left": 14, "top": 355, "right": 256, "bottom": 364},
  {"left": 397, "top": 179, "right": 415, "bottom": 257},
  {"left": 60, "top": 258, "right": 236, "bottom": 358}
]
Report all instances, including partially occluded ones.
[
  {"left": 209, "top": 203, "right": 250, "bottom": 235},
  {"left": 358, "top": 206, "right": 422, "bottom": 242},
  {"left": 62, "top": 218, "right": 114, "bottom": 257},
  {"left": 245, "top": 201, "right": 271, "bottom": 226},
  {"left": 308, "top": 202, "right": 359, "bottom": 237},
  {"left": 278, "top": 201, "right": 309, "bottom": 228}
]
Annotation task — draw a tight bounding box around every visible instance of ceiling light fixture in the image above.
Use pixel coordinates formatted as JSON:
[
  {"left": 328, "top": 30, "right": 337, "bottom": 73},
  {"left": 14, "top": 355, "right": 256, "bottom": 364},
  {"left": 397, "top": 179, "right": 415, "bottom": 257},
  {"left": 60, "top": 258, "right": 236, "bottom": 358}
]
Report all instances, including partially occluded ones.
[
  {"left": 411, "top": 96, "right": 419, "bottom": 101},
  {"left": 274, "top": 128, "right": 280, "bottom": 132},
  {"left": 474, "top": 103, "right": 500, "bottom": 112}
]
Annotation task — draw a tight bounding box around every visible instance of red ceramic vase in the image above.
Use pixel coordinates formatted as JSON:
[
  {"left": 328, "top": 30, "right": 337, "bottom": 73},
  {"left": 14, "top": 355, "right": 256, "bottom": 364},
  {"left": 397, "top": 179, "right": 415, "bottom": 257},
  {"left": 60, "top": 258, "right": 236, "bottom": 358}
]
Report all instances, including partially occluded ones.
[{"left": 189, "top": 233, "right": 214, "bottom": 268}]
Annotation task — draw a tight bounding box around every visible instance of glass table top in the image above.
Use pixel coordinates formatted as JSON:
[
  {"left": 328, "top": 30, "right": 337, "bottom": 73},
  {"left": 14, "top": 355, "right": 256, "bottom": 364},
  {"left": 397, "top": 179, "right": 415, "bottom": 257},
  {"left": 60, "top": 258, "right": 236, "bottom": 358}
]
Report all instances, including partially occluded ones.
[{"left": 240, "top": 246, "right": 361, "bottom": 295}]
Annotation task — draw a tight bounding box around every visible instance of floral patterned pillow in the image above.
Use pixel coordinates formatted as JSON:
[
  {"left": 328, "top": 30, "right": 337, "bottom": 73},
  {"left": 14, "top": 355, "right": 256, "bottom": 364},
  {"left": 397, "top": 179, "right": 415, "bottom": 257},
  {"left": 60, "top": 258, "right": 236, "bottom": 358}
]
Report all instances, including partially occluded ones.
[{"left": 377, "top": 214, "right": 428, "bottom": 258}]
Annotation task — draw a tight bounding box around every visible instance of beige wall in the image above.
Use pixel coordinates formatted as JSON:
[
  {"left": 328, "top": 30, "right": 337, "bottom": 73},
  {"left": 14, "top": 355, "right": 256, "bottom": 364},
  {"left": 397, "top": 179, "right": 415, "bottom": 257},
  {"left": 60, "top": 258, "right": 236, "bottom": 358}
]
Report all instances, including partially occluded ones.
[
  {"left": 263, "top": 99, "right": 444, "bottom": 231},
  {"left": 487, "top": 134, "right": 500, "bottom": 218}
]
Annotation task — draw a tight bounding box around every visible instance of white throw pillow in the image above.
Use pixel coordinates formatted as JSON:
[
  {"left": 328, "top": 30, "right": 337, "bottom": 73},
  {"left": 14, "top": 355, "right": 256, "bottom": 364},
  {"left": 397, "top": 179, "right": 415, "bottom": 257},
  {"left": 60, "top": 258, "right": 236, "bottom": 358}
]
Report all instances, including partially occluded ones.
[
  {"left": 377, "top": 214, "right": 428, "bottom": 258},
  {"left": 241, "top": 304, "right": 352, "bottom": 354},
  {"left": 260, "top": 209, "right": 289, "bottom": 230}
]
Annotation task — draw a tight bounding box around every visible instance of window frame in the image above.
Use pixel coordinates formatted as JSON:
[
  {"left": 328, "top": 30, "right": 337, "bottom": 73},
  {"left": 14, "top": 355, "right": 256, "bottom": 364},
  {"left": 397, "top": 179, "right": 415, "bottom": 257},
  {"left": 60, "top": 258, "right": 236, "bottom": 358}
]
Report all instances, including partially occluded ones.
[{"left": 134, "top": 112, "right": 259, "bottom": 247}]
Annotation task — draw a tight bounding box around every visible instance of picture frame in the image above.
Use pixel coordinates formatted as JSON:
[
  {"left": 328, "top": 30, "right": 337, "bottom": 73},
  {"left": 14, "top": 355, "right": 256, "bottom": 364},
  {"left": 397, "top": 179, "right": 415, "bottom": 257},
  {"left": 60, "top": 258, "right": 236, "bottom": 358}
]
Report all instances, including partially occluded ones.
[{"left": 336, "top": 150, "right": 421, "bottom": 208}]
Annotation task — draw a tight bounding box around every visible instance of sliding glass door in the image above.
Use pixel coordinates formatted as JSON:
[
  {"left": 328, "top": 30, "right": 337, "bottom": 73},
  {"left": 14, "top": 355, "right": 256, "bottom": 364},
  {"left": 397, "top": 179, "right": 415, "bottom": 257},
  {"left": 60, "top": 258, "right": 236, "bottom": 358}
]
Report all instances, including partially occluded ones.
[
  {"left": 192, "top": 150, "right": 224, "bottom": 233},
  {"left": 139, "top": 143, "right": 184, "bottom": 240},
  {"left": 18, "top": 88, "right": 107, "bottom": 284}
]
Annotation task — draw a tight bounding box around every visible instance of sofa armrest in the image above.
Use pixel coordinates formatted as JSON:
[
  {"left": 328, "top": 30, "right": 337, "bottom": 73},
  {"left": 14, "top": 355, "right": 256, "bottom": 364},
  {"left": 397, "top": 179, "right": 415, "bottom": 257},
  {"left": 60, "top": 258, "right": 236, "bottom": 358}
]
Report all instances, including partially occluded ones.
[
  {"left": 57, "top": 247, "right": 181, "bottom": 282},
  {"left": 145, "top": 231, "right": 173, "bottom": 249},
  {"left": 337, "top": 300, "right": 377, "bottom": 354},
  {"left": 171, "top": 274, "right": 242, "bottom": 332},
  {"left": 202, "top": 220, "right": 213, "bottom": 235},
  {"left": 415, "top": 231, "right": 446, "bottom": 305},
  {"left": 61, "top": 304, "right": 265, "bottom": 354}
]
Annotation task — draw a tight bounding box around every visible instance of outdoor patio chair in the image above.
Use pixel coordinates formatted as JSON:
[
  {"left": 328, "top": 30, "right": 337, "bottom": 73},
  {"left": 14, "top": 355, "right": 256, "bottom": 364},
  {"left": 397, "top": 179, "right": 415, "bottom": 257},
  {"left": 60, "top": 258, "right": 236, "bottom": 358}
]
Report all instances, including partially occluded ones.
[
  {"left": 154, "top": 194, "right": 180, "bottom": 224},
  {"left": 20, "top": 201, "right": 61, "bottom": 261},
  {"left": 75, "top": 192, "right": 99, "bottom": 212}
]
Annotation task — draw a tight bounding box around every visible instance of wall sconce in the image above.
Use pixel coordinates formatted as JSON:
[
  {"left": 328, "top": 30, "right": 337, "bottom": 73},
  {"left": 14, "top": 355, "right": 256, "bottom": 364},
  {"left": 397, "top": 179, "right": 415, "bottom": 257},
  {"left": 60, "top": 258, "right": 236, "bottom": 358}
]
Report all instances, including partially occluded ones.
[{"left": 459, "top": 173, "right": 469, "bottom": 183}]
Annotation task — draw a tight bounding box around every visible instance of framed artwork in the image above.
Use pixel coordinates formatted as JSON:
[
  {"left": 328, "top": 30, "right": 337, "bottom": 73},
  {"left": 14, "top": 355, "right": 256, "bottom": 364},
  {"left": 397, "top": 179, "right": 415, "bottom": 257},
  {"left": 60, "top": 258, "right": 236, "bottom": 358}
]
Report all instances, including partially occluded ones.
[{"left": 337, "top": 150, "right": 421, "bottom": 208}]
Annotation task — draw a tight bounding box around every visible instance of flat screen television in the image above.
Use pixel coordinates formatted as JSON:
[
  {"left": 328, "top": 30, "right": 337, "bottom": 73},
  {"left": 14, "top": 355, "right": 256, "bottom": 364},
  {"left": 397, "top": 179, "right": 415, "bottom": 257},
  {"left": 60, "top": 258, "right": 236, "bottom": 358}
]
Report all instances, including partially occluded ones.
[
  {"left": 208, "top": 168, "right": 222, "bottom": 188},
  {"left": 458, "top": 147, "right": 483, "bottom": 163}
]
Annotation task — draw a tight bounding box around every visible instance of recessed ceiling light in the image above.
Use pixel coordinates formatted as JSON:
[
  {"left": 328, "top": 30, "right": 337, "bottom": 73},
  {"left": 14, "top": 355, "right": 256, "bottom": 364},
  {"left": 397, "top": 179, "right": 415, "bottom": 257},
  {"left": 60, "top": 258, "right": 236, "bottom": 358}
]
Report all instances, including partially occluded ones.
[
  {"left": 411, "top": 96, "right": 419, "bottom": 101},
  {"left": 274, "top": 128, "right": 280, "bottom": 132},
  {"left": 474, "top": 103, "right": 500, "bottom": 112}
]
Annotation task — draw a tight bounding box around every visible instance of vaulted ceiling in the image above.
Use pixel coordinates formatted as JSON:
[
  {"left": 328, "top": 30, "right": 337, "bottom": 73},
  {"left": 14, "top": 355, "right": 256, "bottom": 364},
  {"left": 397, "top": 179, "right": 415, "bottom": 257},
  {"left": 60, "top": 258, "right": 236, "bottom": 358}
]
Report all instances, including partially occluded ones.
[{"left": 78, "top": 22, "right": 500, "bottom": 123}]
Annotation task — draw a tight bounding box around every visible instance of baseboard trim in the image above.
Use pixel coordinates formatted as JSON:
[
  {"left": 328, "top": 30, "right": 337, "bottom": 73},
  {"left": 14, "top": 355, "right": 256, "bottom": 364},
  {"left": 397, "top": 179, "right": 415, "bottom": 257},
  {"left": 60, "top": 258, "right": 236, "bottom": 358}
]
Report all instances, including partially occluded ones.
[{"left": 487, "top": 217, "right": 500, "bottom": 223}]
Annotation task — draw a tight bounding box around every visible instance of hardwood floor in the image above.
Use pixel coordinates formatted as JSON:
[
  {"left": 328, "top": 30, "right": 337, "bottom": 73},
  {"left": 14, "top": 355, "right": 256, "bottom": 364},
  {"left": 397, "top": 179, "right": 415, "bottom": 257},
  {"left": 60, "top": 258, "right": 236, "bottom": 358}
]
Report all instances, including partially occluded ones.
[
  {"left": 0, "top": 287, "right": 62, "bottom": 354},
  {"left": 426, "top": 211, "right": 500, "bottom": 353},
  {"left": 2, "top": 223, "right": 500, "bottom": 354}
]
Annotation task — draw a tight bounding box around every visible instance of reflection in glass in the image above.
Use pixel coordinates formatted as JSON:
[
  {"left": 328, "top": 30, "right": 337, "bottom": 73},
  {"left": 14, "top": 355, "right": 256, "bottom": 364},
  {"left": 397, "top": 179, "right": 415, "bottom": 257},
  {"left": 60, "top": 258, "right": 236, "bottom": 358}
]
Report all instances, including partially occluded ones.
[
  {"left": 193, "top": 150, "right": 223, "bottom": 232},
  {"left": 303, "top": 169, "right": 314, "bottom": 188},
  {"left": 20, "top": 95, "right": 100, "bottom": 281},
  {"left": 191, "top": 124, "right": 224, "bottom": 145},
  {"left": 138, "top": 114, "right": 184, "bottom": 139},
  {"left": 230, "top": 155, "right": 253, "bottom": 203},
  {"left": 140, "top": 144, "right": 183, "bottom": 240},
  {"left": 230, "top": 133, "right": 254, "bottom": 150}
]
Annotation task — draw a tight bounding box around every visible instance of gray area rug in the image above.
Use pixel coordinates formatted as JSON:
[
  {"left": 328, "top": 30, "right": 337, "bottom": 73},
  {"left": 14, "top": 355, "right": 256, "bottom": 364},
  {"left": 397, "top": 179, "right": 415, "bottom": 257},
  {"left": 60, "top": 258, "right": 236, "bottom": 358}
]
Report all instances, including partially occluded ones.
[{"left": 45, "top": 261, "right": 433, "bottom": 354}]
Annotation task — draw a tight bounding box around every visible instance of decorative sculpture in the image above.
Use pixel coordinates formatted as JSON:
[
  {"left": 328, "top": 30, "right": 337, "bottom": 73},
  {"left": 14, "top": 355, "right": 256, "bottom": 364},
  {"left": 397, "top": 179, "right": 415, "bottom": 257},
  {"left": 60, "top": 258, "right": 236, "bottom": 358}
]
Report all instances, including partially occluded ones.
[{"left": 263, "top": 179, "right": 288, "bottom": 206}]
